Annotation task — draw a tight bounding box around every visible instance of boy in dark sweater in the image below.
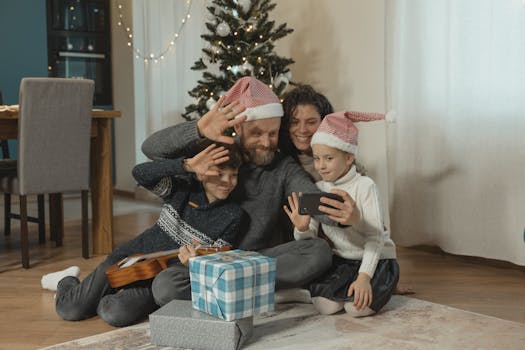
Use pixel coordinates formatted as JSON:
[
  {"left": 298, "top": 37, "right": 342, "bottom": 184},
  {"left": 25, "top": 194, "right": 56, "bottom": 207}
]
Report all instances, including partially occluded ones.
[{"left": 44, "top": 142, "right": 244, "bottom": 327}]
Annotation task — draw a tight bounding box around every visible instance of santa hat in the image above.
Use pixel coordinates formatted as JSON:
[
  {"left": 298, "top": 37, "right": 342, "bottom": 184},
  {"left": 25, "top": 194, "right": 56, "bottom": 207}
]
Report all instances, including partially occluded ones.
[
  {"left": 310, "top": 110, "right": 385, "bottom": 155},
  {"left": 219, "top": 76, "right": 283, "bottom": 121}
]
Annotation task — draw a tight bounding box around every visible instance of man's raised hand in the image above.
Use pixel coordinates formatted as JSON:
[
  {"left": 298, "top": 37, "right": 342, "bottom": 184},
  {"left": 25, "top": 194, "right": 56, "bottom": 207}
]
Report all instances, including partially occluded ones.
[{"left": 196, "top": 96, "right": 247, "bottom": 144}]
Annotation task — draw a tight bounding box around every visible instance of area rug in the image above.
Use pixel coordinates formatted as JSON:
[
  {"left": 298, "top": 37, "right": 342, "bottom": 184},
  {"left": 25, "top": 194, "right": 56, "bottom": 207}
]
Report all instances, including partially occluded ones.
[{"left": 41, "top": 296, "right": 525, "bottom": 350}]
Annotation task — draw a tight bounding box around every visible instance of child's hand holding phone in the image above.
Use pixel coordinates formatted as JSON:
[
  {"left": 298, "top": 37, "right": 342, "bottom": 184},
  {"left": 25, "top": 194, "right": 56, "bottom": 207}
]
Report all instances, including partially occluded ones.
[{"left": 283, "top": 192, "right": 311, "bottom": 232}]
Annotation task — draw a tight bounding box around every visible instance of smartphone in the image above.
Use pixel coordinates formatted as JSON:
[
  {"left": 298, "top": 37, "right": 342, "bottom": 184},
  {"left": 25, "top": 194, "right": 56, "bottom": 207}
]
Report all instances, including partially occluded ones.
[{"left": 298, "top": 192, "right": 344, "bottom": 216}]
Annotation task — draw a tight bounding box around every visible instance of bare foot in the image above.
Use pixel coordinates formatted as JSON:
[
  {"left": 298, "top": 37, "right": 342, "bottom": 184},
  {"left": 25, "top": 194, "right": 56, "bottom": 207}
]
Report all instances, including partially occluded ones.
[{"left": 393, "top": 284, "right": 415, "bottom": 295}]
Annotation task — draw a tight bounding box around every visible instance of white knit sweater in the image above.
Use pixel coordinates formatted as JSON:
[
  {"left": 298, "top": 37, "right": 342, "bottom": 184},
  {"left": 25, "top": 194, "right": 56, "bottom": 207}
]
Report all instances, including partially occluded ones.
[{"left": 294, "top": 165, "right": 396, "bottom": 278}]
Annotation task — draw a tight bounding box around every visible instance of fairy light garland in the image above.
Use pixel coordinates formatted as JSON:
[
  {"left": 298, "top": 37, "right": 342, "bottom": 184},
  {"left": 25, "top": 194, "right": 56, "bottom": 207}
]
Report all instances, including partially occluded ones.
[{"left": 116, "top": 0, "right": 193, "bottom": 63}]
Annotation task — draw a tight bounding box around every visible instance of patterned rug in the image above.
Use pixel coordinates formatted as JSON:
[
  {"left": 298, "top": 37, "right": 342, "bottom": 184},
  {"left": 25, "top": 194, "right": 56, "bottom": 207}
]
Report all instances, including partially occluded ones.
[{"left": 41, "top": 296, "right": 525, "bottom": 350}]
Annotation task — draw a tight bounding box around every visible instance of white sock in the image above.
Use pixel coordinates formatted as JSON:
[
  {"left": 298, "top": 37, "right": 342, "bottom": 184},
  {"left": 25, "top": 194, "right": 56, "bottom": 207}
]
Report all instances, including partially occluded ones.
[
  {"left": 275, "top": 288, "right": 312, "bottom": 304},
  {"left": 343, "top": 303, "right": 376, "bottom": 317},
  {"left": 312, "top": 297, "right": 344, "bottom": 315},
  {"left": 41, "top": 266, "right": 80, "bottom": 291}
]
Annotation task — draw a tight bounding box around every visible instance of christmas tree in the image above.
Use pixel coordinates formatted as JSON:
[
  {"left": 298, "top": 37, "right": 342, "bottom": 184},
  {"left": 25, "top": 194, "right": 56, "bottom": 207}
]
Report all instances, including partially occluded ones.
[{"left": 182, "top": 0, "right": 294, "bottom": 121}]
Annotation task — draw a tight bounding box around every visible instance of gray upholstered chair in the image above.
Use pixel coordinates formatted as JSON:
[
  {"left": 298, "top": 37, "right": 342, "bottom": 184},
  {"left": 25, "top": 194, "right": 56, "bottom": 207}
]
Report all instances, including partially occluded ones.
[
  {"left": 2, "top": 136, "right": 46, "bottom": 242},
  {"left": 0, "top": 78, "right": 94, "bottom": 268}
]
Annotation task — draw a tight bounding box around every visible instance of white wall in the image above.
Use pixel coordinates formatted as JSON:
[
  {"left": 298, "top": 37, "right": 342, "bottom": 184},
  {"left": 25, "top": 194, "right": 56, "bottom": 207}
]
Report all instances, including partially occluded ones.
[
  {"left": 111, "top": 0, "right": 138, "bottom": 192},
  {"left": 272, "top": 0, "right": 390, "bottom": 227},
  {"left": 273, "top": 0, "right": 385, "bottom": 110}
]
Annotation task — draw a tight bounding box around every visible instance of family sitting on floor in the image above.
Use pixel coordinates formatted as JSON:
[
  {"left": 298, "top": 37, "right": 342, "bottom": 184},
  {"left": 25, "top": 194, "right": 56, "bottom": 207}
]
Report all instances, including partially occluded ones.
[{"left": 41, "top": 76, "right": 405, "bottom": 327}]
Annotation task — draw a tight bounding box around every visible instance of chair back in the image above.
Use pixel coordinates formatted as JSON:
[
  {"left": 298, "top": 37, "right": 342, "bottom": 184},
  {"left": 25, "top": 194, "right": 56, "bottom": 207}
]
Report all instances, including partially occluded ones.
[{"left": 18, "top": 78, "right": 94, "bottom": 195}]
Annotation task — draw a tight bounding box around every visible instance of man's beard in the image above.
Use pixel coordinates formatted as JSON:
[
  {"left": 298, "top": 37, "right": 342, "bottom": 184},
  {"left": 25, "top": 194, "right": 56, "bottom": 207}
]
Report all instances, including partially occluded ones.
[{"left": 243, "top": 146, "right": 277, "bottom": 166}]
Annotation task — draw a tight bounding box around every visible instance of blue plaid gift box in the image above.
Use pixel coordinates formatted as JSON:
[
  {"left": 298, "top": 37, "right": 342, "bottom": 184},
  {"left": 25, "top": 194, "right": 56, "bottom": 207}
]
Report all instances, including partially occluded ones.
[{"left": 189, "top": 249, "right": 276, "bottom": 321}]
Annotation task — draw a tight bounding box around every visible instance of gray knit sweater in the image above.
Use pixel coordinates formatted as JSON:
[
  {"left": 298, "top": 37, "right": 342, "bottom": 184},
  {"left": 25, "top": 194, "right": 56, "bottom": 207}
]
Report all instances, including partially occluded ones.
[{"left": 142, "top": 120, "right": 331, "bottom": 251}]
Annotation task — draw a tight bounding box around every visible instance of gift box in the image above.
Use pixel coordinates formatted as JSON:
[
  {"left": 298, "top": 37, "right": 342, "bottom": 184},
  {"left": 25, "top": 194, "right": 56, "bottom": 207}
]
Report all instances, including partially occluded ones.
[
  {"left": 189, "top": 249, "right": 276, "bottom": 321},
  {"left": 150, "top": 299, "right": 253, "bottom": 350}
]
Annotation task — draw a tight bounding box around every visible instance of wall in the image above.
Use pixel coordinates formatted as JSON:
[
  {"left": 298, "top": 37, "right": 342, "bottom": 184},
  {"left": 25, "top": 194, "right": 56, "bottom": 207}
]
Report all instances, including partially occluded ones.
[
  {"left": 272, "top": 0, "right": 390, "bottom": 226},
  {"left": 0, "top": 0, "right": 48, "bottom": 157},
  {"left": 272, "top": 0, "right": 385, "bottom": 110},
  {"left": 0, "top": 1, "right": 48, "bottom": 102},
  {"left": 110, "top": 0, "right": 138, "bottom": 192}
]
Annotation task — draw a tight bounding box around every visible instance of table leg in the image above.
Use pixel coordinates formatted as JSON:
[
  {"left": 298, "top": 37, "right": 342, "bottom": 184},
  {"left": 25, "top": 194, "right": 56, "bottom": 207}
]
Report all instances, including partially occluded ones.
[{"left": 90, "top": 118, "right": 114, "bottom": 254}]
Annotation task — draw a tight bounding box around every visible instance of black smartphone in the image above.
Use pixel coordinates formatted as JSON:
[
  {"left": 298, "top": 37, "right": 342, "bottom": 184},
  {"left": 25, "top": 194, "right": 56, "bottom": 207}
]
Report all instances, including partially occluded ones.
[{"left": 298, "top": 192, "right": 344, "bottom": 216}]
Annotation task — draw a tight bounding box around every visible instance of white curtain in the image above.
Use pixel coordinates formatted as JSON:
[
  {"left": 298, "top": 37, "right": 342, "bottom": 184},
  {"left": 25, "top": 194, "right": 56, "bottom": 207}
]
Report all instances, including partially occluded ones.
[
  {"left": 132, "top": 0, "right": 206, "bottom": 135},
  {"left": 386, "top": 0, "right": 525, "bottom": 265}
]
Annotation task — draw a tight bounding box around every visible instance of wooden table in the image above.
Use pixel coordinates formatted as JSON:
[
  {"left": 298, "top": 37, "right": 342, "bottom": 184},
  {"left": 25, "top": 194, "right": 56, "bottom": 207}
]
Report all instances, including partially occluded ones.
[{"left": 0, "top": 108, "right": 120, "bottom": 254}]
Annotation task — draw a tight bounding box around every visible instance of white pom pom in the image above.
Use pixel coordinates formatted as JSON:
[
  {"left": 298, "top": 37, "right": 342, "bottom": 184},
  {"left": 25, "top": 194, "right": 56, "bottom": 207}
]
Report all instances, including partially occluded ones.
[{"left": 385, "top": 110, "right": 397, "bottom": 123}]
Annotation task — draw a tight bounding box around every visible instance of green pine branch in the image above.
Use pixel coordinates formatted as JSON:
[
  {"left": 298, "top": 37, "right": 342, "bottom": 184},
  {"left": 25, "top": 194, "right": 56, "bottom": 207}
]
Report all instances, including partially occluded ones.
[{"left": 182, "top": 0, "right": 295, "bottom": 121}]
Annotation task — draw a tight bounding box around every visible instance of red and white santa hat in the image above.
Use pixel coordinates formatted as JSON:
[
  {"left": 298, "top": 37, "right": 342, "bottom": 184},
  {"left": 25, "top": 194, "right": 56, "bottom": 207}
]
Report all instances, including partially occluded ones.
[
  {"left": 310, "top": 110, "right": 385, "bottom": 155},
  {"left": 219, "top": 76, "right": 283, "bottom": 121}
]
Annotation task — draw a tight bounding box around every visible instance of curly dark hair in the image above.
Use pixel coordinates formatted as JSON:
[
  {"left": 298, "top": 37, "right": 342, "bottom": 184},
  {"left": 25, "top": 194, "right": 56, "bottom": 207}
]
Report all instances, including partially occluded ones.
[{"left": 279, "top": 84, "right": 334, "bottom": 159}]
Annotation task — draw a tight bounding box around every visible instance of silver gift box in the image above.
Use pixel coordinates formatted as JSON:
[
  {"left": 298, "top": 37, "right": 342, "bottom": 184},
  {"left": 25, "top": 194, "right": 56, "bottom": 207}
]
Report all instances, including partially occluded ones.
[{"left": 149, "top": 299, "right": 253, "bottom": 350}]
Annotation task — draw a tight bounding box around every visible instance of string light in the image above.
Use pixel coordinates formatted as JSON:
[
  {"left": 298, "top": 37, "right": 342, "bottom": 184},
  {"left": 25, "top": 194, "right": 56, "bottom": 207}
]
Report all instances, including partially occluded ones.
[{"left": 116, "top": 1, "right": 193, "bottom": 64}]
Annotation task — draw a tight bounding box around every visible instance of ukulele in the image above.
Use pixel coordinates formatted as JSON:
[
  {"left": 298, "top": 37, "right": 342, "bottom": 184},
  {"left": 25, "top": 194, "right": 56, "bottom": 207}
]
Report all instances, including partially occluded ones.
[{"left": 105, "top": 245, "right": 231, "bottom": 288}]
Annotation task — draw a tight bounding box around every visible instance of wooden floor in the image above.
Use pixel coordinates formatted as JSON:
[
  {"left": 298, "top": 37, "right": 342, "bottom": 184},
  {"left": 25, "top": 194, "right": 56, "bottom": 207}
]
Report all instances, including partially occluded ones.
[{"left": 1, "top": 200, "right": 524, "bottom": 350}]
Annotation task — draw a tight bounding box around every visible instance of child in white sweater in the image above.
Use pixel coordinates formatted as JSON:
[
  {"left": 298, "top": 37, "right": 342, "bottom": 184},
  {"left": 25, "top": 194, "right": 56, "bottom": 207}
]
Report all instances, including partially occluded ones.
[{"left": 283, "top": 111, "right": 399, "bottom": 317}]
